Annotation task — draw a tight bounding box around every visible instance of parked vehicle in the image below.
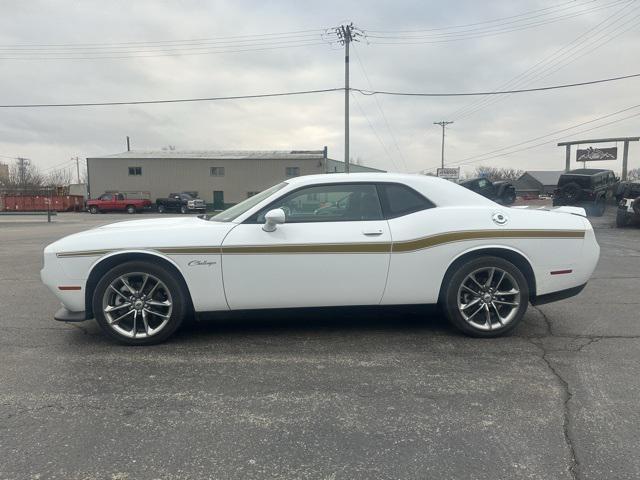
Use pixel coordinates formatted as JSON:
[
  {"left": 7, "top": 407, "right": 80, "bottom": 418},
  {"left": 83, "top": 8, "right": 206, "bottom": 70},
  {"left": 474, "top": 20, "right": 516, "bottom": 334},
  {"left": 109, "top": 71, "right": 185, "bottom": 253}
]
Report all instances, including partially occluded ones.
[
  {"left": 459, "top": 177, "right": 516, "bottom": 205},
  {"left": 156, "top": 192, "right": 206, "bottom": 214},
  {"left": 552, "top": 169, "right": 617, "bottom": 217},
  {"left": 87, "top": 192, "right": 152, "bottom": 214},
  {"left": 616, "top": 182, "right": 640, "bottom": 227},
  {"left": 42, "top": 173, "right": 600, "bottom": 345}
]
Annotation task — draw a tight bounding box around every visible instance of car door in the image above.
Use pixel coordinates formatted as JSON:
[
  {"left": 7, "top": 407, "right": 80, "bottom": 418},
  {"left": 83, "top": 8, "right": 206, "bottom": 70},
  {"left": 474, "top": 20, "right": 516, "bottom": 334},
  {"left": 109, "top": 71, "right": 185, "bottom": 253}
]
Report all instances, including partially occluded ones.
[
  {"left": 100, "top": 194, "right": 113, "bottom": 210},
  {"left": 221, "top": 182, "right": 391, "bottom": 310}
]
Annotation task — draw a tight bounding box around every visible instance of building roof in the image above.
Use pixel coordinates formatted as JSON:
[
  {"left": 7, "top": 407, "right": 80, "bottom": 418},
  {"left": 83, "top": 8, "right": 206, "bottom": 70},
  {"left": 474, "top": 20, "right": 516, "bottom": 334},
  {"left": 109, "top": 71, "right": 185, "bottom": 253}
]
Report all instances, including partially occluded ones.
[
  {"left": 88, "top": 150, "right": 326, "bottom": 161},
  {"left": 520, "top": 170, "right": 564, "bottom": 186},
  {"left": 325, "top": 158, "right": 385, "bottom": 173}
]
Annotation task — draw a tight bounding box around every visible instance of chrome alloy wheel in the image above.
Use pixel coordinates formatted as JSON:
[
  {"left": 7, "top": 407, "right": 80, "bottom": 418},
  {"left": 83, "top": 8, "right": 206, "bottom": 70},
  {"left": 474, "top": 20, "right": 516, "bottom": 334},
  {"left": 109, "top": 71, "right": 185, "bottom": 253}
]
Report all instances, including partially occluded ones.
[
  {"left": 101, "top": 272, "right": 173, "bottom": 339},
  {"left": 456, "top": 267, "right": 521, "bottom": 331}
]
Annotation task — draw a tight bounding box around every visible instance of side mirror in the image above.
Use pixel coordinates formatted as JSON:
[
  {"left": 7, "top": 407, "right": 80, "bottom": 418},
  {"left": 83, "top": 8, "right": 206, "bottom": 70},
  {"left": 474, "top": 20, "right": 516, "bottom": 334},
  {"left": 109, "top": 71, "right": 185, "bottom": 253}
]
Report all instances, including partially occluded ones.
[{"left": 262, "top": 208, "right": 286, "bottom": 232}]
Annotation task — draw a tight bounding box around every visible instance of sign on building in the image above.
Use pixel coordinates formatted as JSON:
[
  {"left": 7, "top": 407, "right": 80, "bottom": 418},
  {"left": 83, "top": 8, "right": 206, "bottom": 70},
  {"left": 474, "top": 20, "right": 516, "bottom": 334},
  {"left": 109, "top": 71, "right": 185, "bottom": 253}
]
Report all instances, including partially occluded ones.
[
  {"left": 576, "top": 147, "right": 617, "bottom": 162},
  {"left": 436, "top": 167, "right": 460, "bottom": 180}
]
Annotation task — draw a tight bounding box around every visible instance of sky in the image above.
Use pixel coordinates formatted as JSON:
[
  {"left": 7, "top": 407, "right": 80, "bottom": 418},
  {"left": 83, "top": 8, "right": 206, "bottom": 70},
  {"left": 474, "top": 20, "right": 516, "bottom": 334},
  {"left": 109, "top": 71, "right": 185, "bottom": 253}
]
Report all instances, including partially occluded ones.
[{"left": 0, "top": 0, "right": 638, "bottom": 178}]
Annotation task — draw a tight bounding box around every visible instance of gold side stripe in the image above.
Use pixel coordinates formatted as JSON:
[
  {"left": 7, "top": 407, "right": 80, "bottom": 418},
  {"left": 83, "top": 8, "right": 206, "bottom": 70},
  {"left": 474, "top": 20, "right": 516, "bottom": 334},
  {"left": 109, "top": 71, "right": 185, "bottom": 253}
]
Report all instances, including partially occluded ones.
[
  {"left": 55, "top": 229, "right": 585, "bottom": 258},
  {"left": 392, "top": 229, "right": 585, "bottom": 253}
]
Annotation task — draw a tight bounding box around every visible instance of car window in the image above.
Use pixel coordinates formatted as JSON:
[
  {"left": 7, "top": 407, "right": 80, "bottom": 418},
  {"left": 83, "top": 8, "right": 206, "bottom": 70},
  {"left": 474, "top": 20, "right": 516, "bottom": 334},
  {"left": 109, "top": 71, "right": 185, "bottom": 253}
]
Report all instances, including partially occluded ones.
[
  {"left": 478, "top": 179, "right": 489, "bottom": 188},
  {"left": 253, "top": 183, "right": 383, "bottom": 223},
  {"left": 116, "top": 194, "right": 124, "bottom": 200},
  {"left": 377, "top": 183, "right": 435, "bottom": 219},
  {"left": 101, "top": 194, "right": 112, "bottom": 201},
  {"left": 210, "top": 182, "right": 287, "bottom": 222}
]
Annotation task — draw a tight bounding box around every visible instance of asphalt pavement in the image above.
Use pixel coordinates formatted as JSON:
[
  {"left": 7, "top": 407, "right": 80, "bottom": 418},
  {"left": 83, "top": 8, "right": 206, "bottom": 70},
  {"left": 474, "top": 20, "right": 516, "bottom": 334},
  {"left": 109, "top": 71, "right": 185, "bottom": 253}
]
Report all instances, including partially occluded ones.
[{"left": 1, "top": 209, "right": 639, "bottom": 479}]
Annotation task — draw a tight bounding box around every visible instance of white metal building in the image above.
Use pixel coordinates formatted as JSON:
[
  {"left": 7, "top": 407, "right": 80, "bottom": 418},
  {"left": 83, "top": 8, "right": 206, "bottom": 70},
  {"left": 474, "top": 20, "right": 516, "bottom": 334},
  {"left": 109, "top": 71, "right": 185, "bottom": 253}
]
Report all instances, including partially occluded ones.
[{"left": 87, "top": 149, "right": 383, "bottom": 208}]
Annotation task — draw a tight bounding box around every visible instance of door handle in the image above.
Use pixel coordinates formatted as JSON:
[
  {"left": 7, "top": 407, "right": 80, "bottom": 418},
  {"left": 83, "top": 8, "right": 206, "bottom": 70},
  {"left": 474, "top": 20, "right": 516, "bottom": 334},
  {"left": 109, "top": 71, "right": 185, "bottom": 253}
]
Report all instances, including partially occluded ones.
[{"left": 362, "top": 229, "right": 384, "bottom": 236}]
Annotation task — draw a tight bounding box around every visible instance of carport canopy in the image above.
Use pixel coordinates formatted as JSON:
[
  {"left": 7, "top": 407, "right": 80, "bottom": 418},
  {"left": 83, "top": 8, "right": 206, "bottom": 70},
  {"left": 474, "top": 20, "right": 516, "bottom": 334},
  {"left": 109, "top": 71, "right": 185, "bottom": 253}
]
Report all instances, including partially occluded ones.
[{"left": 558, "top": 137, "right": 639, "bottom": 180}]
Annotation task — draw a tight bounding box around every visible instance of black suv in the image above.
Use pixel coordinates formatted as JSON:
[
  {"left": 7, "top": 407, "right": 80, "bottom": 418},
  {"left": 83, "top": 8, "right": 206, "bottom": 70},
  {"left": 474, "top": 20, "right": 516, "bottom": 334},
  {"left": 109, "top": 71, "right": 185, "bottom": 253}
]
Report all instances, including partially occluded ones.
[
  {"left": 552, "top": 168, "right": 617, "bottom": 216},
  {"left": 616, "top": 182, "right": 640, "bottom": 227},
  {"left": 459, "top": 177, "right": 517, "bottom": 205}
]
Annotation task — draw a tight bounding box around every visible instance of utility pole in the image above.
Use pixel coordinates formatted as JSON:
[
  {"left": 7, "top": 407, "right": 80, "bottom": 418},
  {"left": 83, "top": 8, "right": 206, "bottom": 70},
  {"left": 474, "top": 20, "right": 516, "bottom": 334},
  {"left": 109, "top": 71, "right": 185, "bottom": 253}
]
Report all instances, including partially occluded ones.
[
  {"left": 17, "top": 157, "right": 29, "bottom": 187},
  {"left": 335, "top": 23, "right": 361, "bottom": 173},
  {"left": 74, "top": 157, "right": 80, "bottom": 183},
  {"left": 433, "top": 121, "right": 453, "bottom": 169}
]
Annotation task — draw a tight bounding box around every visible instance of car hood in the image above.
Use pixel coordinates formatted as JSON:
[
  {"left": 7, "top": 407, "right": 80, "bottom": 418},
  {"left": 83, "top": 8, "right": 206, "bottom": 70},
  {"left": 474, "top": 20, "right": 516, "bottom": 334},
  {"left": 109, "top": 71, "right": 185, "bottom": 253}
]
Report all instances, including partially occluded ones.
[{"left": 45, "top": 217, "right": 236, "bottom": 254}]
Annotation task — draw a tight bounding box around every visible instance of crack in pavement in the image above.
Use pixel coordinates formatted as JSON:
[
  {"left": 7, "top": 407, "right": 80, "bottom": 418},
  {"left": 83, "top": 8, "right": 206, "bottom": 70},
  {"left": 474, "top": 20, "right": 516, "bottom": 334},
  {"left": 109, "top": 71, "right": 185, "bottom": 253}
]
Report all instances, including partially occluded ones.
[{"left": 528, "top": 337, "right": 580, "bottom": 480}]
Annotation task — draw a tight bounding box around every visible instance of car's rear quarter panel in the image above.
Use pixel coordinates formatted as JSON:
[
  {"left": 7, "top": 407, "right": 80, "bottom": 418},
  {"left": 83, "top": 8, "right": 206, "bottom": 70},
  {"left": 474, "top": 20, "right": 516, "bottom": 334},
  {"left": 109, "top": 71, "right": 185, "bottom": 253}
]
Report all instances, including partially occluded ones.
[{"left": 381, "top": 206, "right": 590, "bottom": 305}]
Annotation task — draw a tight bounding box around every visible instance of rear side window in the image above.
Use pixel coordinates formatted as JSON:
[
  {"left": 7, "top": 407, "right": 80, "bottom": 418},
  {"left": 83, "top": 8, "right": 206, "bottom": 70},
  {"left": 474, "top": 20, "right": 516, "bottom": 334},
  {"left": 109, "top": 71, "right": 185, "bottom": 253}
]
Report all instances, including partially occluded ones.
[{"left": 378, "top": 183, "right": 435, "bottom": 219}]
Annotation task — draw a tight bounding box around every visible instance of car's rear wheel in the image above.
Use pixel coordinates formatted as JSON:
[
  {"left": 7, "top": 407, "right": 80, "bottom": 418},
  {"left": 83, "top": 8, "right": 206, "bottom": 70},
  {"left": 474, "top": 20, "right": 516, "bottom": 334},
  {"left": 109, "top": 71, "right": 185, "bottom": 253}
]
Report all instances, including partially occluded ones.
[
  {"left": 93, "top": 261, "right": 187, "bottom": 345},
  {"left": 180, "top": 205, "right": 188, "bottom": 214},
  {"left": 89, "top": 206, "right": 99, "bottom": 214},
  {"left": 126, "top": 205, "right": 136, "bottom": 214},
  {"left": 157, "top": 204, "right": 165, "bottom": 214},
  {"left": 443, "top": 256, "right": 529, "bottom": 337}
]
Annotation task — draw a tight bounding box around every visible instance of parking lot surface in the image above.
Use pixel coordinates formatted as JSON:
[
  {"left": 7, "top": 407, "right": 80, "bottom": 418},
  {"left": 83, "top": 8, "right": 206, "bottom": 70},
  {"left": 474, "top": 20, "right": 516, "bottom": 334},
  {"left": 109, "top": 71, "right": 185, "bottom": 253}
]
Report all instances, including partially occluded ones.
[{"left": 1, "top": 210, "right": 639, "bottom": 479}]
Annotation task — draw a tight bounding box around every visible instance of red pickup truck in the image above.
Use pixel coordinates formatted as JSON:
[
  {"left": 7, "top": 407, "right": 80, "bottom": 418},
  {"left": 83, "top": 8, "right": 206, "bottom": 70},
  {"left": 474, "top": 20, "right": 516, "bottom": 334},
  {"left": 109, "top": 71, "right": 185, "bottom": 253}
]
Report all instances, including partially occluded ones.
[{"left": 87, "top": 192, "right": 152, "bottom": 214}]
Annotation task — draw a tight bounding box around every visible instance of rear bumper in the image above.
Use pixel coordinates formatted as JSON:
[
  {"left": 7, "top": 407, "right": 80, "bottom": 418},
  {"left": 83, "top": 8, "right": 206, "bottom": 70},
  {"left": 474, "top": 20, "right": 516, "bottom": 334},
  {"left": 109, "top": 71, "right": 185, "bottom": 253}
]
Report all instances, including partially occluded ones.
[
  {"left": 54, "top": 307, "right": 88, "bottom": 322},
  {"left": 531, "top": 283, "right": 587, "bottom": 306}
]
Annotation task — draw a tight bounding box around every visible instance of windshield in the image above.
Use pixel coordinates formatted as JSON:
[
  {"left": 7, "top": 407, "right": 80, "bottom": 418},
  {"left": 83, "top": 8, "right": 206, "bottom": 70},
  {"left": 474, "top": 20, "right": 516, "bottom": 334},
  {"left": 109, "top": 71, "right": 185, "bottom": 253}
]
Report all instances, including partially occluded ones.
[{"left": 209, "top": 182, "right": 287, "bottom": 222}]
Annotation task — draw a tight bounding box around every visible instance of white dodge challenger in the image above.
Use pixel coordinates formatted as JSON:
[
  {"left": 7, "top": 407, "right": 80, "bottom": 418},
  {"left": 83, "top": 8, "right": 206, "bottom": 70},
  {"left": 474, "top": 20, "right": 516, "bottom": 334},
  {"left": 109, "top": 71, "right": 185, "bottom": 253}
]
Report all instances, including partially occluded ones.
[{"left": 41, "top": 173, "right": 600, "bottom": 345}]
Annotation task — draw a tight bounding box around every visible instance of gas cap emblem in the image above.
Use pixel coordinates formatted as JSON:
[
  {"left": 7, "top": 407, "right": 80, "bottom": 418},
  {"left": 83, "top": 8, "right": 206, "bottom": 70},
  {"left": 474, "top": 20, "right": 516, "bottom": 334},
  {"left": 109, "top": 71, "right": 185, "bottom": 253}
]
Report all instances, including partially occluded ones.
[{"left": 492, "top": 212, "right": 508, "bottom": 225}]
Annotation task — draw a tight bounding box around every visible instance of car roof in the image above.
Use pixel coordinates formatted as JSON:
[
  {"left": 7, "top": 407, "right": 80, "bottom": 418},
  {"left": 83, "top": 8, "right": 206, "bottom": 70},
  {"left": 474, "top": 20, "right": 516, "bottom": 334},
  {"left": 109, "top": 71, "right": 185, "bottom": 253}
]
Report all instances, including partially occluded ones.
[
  {"left": 564, "top": 168, "right": 612, "bottom": 176},
  {"left": 283, "top": 172, "right": 495, "bottom": 207}
]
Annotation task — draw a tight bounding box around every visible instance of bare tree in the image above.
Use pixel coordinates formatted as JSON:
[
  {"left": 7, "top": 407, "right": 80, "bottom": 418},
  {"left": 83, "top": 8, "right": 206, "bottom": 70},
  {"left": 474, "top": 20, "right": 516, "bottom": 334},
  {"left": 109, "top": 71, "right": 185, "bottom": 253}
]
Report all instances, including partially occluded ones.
[
  {"left": 45, "top": 168, "right": 74, "bottom": 187},
  {"left": 6, "top": 159, "right": 44, "bottom": 188},
  {"left": 470, "top": 166, "right": 524, "bottom": 181},
  {"left": 627, "top": 168, "right": 640, "bottom": 180}
]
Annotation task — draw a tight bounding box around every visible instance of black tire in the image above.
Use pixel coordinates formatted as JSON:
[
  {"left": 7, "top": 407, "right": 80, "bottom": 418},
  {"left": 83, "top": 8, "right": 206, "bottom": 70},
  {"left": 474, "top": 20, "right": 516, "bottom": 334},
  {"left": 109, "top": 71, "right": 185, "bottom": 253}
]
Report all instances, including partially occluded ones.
[
  {"left": 589, "top": 197, "right": 606, "bottom": 217},
  {"left": 442, "top": 256, "right": 529, "bottom": 338},
  {"left": 559, "top": 182, "right": 582, "bottom": 203},
  {"left": 89, "top": 205, "right": 99, "bottom": 214},
  {"left": 157, "top": 204, "right": 165, "bottom": 214},
  {"left": 180, "top": 205, "right": 188, "bottom": 214},
  {"left": 633, "top": 197, "right": 640, "bottom": 216},
  {"left": 92, "top": 261, "right": 188, "bottom": 345},
  {"left": 126, "top": 205, "right": 136, "bottom": 214},
  {"left": 616, "top": 209, "right": 630, "bottom": 227}
]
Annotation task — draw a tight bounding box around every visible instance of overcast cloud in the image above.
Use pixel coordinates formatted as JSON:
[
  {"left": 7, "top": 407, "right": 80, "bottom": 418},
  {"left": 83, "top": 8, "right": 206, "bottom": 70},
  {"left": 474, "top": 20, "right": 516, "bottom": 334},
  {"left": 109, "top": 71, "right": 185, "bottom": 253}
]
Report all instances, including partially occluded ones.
[{"left": 0, "top": 0, "right": 638, "bottom": 176}]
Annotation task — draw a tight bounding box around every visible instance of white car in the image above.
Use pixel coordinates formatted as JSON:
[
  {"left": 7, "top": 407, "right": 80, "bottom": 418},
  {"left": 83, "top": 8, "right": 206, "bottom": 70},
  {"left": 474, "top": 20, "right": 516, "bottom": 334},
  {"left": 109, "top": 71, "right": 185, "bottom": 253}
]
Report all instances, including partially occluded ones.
[{"left": 41, "top": 173, "right": 600, "bottom": 345}]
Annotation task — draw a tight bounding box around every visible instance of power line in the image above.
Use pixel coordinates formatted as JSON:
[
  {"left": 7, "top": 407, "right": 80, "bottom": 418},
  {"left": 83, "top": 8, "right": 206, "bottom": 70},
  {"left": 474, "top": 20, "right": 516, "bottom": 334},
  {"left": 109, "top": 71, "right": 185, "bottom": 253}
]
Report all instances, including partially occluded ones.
[
  {"left": 0, "top": 88, "right": 343, "bottom": 108},
  {"left": 422, "top": 104, "right": 640, "bottom": 172},
  {"left": 365, "top": 0, "right": 592, "bottom": 33},
  {"left": 2, "top": 72, "right": 637, "bottom": 108},
  {"left": 352, "top": 72, "right": 640, "bottom": 97},
  {"left": 447, "top": 1, "right": 637, "bottom": 121},
  {"left": 0, "top": 40, "right": 336, "bottom": 60},
  {"left": 352, "top": 44, "right": 408, "bottom": 171},
  {"left": 350, "top": 91, "right": 400, "bottom": 171},
  {"left": 365, "top": 0, "right": 629, "bottom": 44},
  {"left": 0, "top": 28, "right": 334, "bottom": 48}
]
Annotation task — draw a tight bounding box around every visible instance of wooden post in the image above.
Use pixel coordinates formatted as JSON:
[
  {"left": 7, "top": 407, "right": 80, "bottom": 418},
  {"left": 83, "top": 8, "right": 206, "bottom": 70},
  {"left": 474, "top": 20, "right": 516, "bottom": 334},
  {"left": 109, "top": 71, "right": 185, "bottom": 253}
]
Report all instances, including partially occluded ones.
[
  {"left": 622, "top": 140, "right": 629, "bottom": 181},
  {"left": 565, "top": 145, "right": 571, "bottom": 172}
]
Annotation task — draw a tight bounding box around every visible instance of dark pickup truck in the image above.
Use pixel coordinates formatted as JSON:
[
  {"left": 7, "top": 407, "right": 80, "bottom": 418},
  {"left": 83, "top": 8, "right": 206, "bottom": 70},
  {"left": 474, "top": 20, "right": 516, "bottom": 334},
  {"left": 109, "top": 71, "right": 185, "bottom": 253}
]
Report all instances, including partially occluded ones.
[
  {"left": 156, "top": 192, "right": 206, "bottom": 214},
  {"left": 459, "top": 177, "right": 517, "bottom": 205}
]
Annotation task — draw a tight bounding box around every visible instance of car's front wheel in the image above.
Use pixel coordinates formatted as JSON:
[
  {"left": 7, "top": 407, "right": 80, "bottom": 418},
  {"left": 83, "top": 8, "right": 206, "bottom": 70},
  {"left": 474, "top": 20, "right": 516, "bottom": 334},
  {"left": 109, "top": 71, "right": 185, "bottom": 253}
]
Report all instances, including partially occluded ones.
[
  {"left": 93, "top": 261, "right": 187, "bottom": 345},
  {"left": 157, "top": 204, "right": 165, "bottom": 214},
  {"left": 89, "top": 205, "right": 99, "bottom": 214},
  {"left": 616, "top": 209, "right": 631, "bottom": 227},
  {"left": 180, "top": 205, "right": 188, "bottom": 214},
  {"left": 443, "top": 256, "right": 529, "bottom": 337}
]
